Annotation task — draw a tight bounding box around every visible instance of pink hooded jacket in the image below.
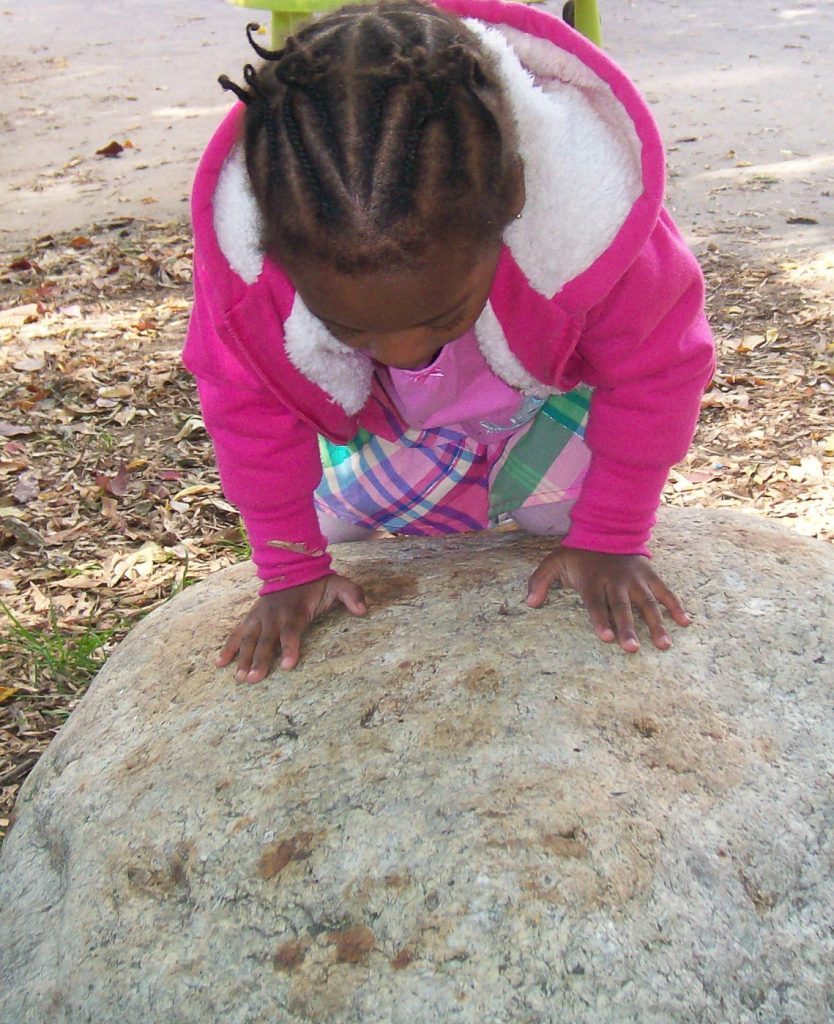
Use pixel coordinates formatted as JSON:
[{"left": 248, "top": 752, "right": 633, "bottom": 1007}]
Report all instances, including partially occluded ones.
[{"left": 183, "top": 0, "right": 715, "bottom": 595}]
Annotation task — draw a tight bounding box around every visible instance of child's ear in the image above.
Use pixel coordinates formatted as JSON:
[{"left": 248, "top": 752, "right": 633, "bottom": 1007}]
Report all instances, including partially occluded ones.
[{"left": 509, "top": 156, "right": 526, "bottom": 219}]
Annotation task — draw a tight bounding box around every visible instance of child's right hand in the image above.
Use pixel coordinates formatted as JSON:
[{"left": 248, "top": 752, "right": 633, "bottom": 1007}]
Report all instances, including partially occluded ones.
[{"left": 216, "top": 575, "right": 368, "bottom": 683}]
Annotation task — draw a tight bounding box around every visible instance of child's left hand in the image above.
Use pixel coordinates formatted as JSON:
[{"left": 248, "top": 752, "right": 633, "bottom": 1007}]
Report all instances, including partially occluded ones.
[{"left": 526, "top": 546, "right": 691, "bottom": 652}]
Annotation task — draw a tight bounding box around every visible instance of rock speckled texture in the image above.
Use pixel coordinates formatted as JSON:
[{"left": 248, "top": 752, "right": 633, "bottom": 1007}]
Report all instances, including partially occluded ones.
[{"left": 1, "top": 509, "right": 833, "bottom": 1024}]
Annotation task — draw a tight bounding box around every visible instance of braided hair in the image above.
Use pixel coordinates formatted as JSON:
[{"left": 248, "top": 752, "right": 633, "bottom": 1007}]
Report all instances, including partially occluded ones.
[{"left": 219, "top": 1, "right": 521, "bottom": 273}]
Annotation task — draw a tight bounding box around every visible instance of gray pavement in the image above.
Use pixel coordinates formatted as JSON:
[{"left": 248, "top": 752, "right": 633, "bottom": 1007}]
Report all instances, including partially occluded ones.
[{"left": 1, "top": 0, "right": 832, "bottom": 283}]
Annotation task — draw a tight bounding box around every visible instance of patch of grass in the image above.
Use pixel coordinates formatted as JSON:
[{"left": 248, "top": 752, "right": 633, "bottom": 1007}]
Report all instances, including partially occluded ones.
[
  {"left": 214, "top": 521, "right": 252, "bottom": 562},
  {"left": 97, "top": 430, "right": 118, "bottom": 451},
  {"left": 169, "top": 549, "right": 198, "bottom": 598},
  {"left": 1, "top": 602, "right": 117, "bottom": 693},
  {"left": 65, "top": 562, "right": 103, "bottom": 577}
]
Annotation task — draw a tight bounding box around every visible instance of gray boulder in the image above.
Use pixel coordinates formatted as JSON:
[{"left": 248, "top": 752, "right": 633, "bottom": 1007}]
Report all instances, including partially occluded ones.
[{"left": 1, "top": 508, "right": 832, "bottom": 1024}]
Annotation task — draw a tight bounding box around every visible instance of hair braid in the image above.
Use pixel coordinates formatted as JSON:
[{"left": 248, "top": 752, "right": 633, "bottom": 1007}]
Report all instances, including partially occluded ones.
[
  {"left": 281, "top": 91, "right": 335, "bottom": 221},
  {"left": 219, "top": 0, "right": 521, "bottom": 272}
]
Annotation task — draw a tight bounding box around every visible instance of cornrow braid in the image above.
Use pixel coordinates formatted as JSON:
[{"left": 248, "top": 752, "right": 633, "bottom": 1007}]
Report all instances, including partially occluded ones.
[{"left": 219, "top": 0, "right": 521, "bottom": 273}]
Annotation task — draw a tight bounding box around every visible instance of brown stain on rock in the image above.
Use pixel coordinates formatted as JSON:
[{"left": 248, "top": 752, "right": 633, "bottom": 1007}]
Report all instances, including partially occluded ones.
[
  {"left": 456, "top": 665, "right": 501, "bottom": 694},
  {"left": 738, "top": 869, "right": 777, "bottom": 916},
  {"left": 274, "top": 939, "right": 308, "bottom": 971},
  {"left": 358, "top": 693, "right": 410, "bottom": 729},
  {"left": 521, "top": 863, "right": 601, "bottom": 909},
  {"left": 569, "top": 684, "right": 749, "bottom": 797},
  {"left": 326, "top": 926, "right": 375, "bottom": 963},
  {"left": 753, "top": 734, "right": 780, "bottom": 762},
  {"left": 360, "top": 571, "right": 420, "bottom": 609},
  {"left": 390, "top": 946, "right": 415, "bottom": 970},
  {"left": 125, "top": 840, "right": 196, "bottom": 898},
  {"left": 485, "top": 830, "right": 589, "bottom": 861},
  {"left": 633, "top": 716, "right": 660, "bottom": 738},
  {"left": 121, "top": 746, "right": 162, "bottom": 775},
  {"left": 257, "top": 831, "right": 315, "bottom": 880},
  {"left": 384, "top": 872, "right": 411, "bottom": 889},
  {"left": 542, "top": 833, "right": 590, "bottom": 859},
  {"left": 430, "top": 711, "right": 495, "bottom": 752},
  {"left": 227, "top": 815, "right": 255, "bottom": 836}
]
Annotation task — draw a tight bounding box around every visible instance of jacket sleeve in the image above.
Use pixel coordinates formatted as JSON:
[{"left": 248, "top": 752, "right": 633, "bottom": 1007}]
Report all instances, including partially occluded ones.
[
  {"left": 563, "top": 209, "right": 716, "bottom": 556},
  {"left": 183, "top": 266, "right": 333, "bottom": 595}
]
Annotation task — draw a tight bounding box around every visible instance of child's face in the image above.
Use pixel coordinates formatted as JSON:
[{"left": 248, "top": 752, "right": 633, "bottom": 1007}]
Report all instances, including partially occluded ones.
[{"left": 285, "top": 241, "right": 502, "bottom": 370}]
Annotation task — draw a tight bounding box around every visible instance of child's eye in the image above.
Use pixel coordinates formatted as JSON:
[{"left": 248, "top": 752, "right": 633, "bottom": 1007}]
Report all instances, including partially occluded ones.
[{"left": 330, "top": 326, "right": 363, "bottom": 342}]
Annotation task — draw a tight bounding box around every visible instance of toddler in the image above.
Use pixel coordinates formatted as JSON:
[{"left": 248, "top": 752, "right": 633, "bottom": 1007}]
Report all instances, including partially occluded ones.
[{"left": 184, "top": 0, "right": 715, "bottom": 682}]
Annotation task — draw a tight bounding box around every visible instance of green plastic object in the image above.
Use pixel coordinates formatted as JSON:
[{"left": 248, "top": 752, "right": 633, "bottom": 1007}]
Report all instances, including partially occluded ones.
[
  {"left": 226, "top": 0, "right": 565, "bottom": 48},
  {"left": 572, "top": 0, "right": 602, "bottom": 46},
  {"left": 227, "top": 0, "right": 351, "bottom": 45}
]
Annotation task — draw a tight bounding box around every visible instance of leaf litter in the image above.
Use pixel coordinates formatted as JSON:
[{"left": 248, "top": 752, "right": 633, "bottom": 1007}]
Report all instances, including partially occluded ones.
[
  {"left": 0, "top": 219, "right": 247, "bottom": 839},
  {"left": 0, "top": 223, "right": 832, "bottom": 842}
]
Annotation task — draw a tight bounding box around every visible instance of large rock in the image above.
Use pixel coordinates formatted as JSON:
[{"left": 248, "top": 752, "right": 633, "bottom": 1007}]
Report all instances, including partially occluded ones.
[{"left": 1, "top": 508, "right": 832, "bottom": 1024}]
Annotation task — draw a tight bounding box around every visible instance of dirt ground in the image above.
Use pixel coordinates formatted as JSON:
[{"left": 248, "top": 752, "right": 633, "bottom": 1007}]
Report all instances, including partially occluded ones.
[{"left": 1, "top": 0, "right": 833, "bottom": 838}]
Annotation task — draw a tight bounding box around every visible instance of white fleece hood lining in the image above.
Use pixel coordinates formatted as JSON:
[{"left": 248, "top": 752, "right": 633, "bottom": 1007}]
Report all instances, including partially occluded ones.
[
  {"left": 283, "top": 295, "right": 374, "bottom": 416},
  {"left": 212, "top": 19, "right": 643, "bottom": 413}
]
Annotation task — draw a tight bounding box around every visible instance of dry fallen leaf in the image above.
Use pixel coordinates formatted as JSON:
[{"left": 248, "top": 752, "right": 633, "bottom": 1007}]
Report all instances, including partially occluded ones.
[
  {"left": 787, "top": 456, "right": 825, "bottom": 483},
  {"left": 98, "top": 384, "right": 133, "bottom": 399},
  {"left": 96, "top": 141, "right": 124, "bottom": 158},
  {"left": 0, "top": 423, "right": 33, "bottom": 437},
  {"left": 1, "top": 515, "right": 46, "bottom": 547},
  {"left": 53, "top": 575, "right": 105, "bottom": 590},
  {"left": 12, "top": 355, "right": 46, "bottom": 372},
  {"left": 266, "top": 540, "right": 326, "bottom": 557},
  {"left": 0, "top": 303, "right": 40, "bottom": 328},
  {"left": 106, "top": 541, "right": 169, "bottom": 586},
  {"left": 12, "top": 470, "right": 40, "bottom": 504},
  {"left": 174, "top": 416, "right": 206, "bottom": 441},
  {"left": 172, "top": 483, "right": 218, "bottom": 500},
  {"left": 27, "top": 582, "right": 51, "bottom": 613},
  {"left": 95, "top": 464, "right": 130, "bottom": 496}
]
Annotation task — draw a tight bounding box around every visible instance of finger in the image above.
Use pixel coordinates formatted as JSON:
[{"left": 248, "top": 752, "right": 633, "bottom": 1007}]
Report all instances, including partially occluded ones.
[
  {"left": 234, "top": 624, "right": 261, "bottom": 683},
  {"left": 332, "top": 578, "right": 368, "bottom": 616},
  {"left": 216, "top": 624, "right": 244, "bottom": 668},
  {"left": 277, "top": 614, "right": 307, "bottom": 671},
  {"left": 605, "top": 586, "right": 640, "bottom": 652},
  {"left": 631, "top": 586, "right": 671, "bottom": 650},
  {"left": 244, "top": 629, "right": 281, "bottom": 684},
  {"left": 580, "top": 588, "right": 617, "bottom": 644},
  {"left": 526, "top": 557, "right": 562, "bottom": 608},
  {"left": 647, "top": 574, "right": 691, "bottom": 627}
]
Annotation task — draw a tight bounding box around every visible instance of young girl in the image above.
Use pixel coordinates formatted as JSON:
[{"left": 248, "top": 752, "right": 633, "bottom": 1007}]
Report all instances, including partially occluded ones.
[{"left": 184, "top": 0, "right": 715, "bottom": 683}]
